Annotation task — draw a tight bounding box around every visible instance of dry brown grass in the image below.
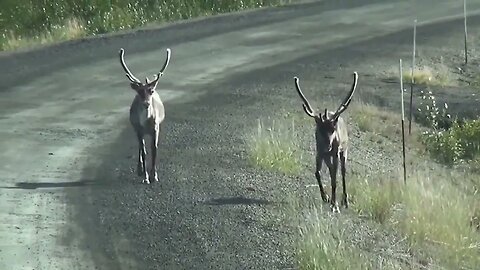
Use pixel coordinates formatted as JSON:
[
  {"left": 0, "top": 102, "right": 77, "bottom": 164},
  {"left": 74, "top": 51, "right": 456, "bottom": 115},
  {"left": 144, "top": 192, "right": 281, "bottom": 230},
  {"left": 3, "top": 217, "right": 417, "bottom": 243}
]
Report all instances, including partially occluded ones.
[
  {"left": 385, "top": 61, "right": 455, "bottom": 87},
  {"left": 350, "top": 102, "right": 426, "bottom": 154}
]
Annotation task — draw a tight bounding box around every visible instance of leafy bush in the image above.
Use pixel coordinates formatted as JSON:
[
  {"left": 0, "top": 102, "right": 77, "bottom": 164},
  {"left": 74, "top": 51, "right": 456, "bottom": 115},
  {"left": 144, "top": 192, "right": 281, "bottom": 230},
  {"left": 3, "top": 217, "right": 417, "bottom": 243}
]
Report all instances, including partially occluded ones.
[
  {"left": 416, "top": 89, "right": 480, "bottom": 164},
  {"left": 416, "top": 89, "right": 452, "bottom": 130}
]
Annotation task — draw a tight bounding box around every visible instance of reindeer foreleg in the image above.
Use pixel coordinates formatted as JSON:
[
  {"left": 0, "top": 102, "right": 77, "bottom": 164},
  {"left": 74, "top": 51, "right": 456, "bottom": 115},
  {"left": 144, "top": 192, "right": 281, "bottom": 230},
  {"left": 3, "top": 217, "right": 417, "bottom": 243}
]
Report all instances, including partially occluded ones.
[
  {"left": 315, "top": 155, "right": 329, "bottom": 203},
  {"left": 326, "top": 155, "right": 340, "bottom": 213},
  {"left": 340, "top": 150, "right": 348, "bottom": 208},
  {"left": 136, "top": 131, "right": 149, "bottom": 184},
  {"left": 150, "top": 124, "right": 160, "bottom": 182}
]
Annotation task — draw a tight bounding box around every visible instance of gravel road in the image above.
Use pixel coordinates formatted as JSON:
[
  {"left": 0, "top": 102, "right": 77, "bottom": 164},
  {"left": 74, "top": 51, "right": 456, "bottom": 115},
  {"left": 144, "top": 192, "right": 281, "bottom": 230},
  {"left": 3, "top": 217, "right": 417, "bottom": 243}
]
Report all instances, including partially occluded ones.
[{"left": 1, "top": 0, "right": 480, "bottom": 269}]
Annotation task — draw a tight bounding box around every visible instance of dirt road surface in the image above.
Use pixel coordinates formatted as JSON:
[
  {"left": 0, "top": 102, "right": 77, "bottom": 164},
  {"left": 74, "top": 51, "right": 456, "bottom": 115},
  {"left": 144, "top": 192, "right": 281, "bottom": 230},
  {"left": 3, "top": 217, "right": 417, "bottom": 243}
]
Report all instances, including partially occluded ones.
[{"left": 1, "top": 0, "right": 480, "bottom": 269}]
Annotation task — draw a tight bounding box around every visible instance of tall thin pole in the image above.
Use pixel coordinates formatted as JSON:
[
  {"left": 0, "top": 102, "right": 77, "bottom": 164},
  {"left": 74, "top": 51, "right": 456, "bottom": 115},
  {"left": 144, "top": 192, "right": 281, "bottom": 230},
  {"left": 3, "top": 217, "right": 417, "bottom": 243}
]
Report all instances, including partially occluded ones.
[
  {"left": 464, "top": 0, "right": 468, "bottom": 64},
  {"left": 409, "top": 19, "right": 417, "bottom": 135},
  {"left": 399, "top": 59, "right": 407, "bottom": 185}
]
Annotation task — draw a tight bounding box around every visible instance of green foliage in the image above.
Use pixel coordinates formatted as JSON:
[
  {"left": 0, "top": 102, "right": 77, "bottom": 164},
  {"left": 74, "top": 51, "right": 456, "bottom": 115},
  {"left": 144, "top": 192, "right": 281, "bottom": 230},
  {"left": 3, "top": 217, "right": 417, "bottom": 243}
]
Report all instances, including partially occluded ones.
[
  {"left": 415, "top": 89, "right": 452, "bottom": 130},
  {"left": 416, "top": 89, "right": 480, "bottom": 164},
  {"left": 0, "top": 0, "right": 288, "bottom": 50}
]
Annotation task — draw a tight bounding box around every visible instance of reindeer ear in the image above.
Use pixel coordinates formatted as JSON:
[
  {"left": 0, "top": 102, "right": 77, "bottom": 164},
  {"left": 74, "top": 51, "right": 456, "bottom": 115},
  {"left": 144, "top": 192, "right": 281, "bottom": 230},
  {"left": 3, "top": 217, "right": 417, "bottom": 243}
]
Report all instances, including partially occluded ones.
[
  {"left": 331, "top": 119, "right": 339, "bottom": 127},
  {"left": 130, "top": 83, "right": 141, "bottom": 91}
]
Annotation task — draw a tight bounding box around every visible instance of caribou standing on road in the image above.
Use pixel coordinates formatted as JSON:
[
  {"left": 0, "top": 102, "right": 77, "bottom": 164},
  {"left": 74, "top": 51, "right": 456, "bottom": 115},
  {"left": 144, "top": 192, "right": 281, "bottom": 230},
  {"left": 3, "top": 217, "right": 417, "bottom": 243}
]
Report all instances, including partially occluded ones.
[
  {"left": 293, "top": 72, "right": 359, "bottom": 213},
  {"left": 119, "top": 48, "right": 172, "bottom": 184}
]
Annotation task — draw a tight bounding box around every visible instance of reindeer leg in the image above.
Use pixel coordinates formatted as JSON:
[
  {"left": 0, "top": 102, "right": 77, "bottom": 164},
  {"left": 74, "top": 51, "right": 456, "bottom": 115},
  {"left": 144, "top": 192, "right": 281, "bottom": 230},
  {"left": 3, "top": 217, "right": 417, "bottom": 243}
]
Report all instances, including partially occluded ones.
[
  {"left": 315, "top": 155, "right": 329, "bottom": 203},
  {"left": 150, "top": 124, "right": 160, "bottom": 182},
  {"left": 139, "top": 134, "right": 149, "bottom": 184},
  {"left": 340, "top": 150, "right": 348, "bottom": 208},
  {"left": 326, "top": 155, "right": 340, "bottom": 213},
  {"left": 136, "top": 132, "right": 144, "bottom": 177}
]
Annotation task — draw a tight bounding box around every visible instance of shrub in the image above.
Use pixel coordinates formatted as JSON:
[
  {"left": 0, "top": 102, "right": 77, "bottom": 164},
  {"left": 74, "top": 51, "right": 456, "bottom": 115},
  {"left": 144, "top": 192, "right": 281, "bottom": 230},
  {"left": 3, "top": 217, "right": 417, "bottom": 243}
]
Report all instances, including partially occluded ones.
[{"left": 416, "top": 89, "right": 480, "bottom": 164}]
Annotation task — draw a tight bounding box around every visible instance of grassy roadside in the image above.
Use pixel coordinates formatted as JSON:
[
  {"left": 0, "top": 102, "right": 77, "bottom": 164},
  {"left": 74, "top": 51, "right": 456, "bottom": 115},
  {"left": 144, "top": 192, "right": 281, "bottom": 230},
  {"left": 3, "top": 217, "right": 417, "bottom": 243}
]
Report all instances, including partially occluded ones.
[
  {"left": 0, "top": 0, "right": 294, "bottom": 51},
  {"left": 246, "top": 99, "right": 480, "bottom": 269}
]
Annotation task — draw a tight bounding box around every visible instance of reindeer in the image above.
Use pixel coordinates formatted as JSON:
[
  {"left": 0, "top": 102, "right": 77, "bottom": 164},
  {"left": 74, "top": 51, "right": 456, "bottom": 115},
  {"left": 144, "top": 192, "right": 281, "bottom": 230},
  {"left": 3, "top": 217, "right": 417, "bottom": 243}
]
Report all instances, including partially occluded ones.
[
  {"left": 293, "top": 72, "right": 358, "bottom": 213},
  {"left": 119, "top": 47, "right": 172, "bottom": 184}
]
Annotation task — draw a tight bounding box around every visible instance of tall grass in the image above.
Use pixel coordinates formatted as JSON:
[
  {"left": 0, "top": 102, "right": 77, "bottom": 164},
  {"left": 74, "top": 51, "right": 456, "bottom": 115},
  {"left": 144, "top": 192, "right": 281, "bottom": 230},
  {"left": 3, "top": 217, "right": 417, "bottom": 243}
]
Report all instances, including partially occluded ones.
[
  {"left": 297, "top": 207, "right": 375, "bottom": 270},
  {"left": 0, "top": 0, "right": 289, "bottom": 51},
  {"left": 247, "top": 118, "right": 303, "bottom": 175},
  {"left": 350, "top": 174, "right": 402, "bottom": 224},
  {"left": 350, "top": 169, "right": 480, "bottom": 269}
]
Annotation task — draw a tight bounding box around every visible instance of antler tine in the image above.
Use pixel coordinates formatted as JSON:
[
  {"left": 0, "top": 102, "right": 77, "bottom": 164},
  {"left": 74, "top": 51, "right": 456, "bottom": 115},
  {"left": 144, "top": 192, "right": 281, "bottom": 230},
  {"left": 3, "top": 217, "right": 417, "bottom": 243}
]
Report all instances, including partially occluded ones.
[
  {"left": 333, "top": 72, "right": 359, "bottom": 119},
  {"left": 294, "top": 77, "right": 315, "bottom": 116},
  {"left": 159, "top": 48, "right": 171, "bottom": 75},
  {"left": 119, "top": 48, "right": 141, "bottom": 84},
  {"left": 150, "top": 48, "right": 172, "bottom": 84}
]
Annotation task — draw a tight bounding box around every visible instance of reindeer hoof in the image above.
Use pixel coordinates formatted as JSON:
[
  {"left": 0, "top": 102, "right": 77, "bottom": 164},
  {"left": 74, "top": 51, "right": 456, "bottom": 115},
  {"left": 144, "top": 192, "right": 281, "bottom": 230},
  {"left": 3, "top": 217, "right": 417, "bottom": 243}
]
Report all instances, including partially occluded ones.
[
  {"left": 321, "top": 194, "right": 330, "bottom": 203},
  {"left": 342, "top": 196, "right": 349, "bottom": 208},
  {"left": 331, "top": 203, "right": 340, "bottom": 213},
  {"left": 150, "top": 172, "right": 159, "bottom": 182},
  {"left": 142, "top": 172, "right": 150, "bottom": 184}
]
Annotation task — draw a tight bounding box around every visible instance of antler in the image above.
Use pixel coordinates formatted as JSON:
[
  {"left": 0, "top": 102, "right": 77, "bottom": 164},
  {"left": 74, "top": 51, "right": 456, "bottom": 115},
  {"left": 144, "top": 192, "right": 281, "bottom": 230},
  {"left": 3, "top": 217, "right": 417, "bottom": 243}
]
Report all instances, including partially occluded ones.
[
  {"left": 332, "top": 72, "right": 358, "bottom": 120},
  {"left": 159, "top": 48, "right": 171, "bottom": 75},
  {"left": 119, "top": 48, "right": 142, "bottom": 84},
  {"left": 149, "top": 48, "right": 172, "bottom": 85},
  {"left": 294, "top": 77, "right": 315, "bottom": 117}
]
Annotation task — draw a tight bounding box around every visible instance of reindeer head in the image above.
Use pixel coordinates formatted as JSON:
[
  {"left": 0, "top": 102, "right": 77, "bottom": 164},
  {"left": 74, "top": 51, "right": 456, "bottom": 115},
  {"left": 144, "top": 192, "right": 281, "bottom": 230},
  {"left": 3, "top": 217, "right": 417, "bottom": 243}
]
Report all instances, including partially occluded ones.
[
  {"left": 293, "top": 72, "right": 358, "bottom": 153},
  {"left": 119, "top": 48, "right": 171, "bottom": 108}
]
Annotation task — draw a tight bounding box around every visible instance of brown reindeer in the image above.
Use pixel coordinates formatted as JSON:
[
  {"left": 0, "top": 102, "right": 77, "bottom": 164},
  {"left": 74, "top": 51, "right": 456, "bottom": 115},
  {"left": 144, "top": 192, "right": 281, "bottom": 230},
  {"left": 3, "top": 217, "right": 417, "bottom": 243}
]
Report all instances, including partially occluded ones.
[
  {"left": 293, "top": 72, "right": 358, "bottom": 213},
  {"left": 119, "top": 48, "right": 171, "bottom": 184}
]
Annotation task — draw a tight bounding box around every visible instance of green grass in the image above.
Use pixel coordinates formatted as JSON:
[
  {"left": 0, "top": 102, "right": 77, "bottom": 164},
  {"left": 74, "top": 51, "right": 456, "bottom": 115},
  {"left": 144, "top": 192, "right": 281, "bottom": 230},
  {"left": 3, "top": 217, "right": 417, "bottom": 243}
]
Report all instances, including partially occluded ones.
[
  {"left": 247, "top": 118, "right": 303, "bottom": 175},
  {"left": 2, "top": 18, "right": 88, "bottom": 51},
  {"left": 350, "top": 173, "right": 402, "bottom": 224},
  {"left": 0, "top": 0, "right": 292, "bottom": 51},
  {"left": 297, "top": 207, "right": 376, "bottom": 270},
  {"left": 351, "top": 102, "right": 401, "bottom": 140},
  {"left": 351, "top": 168, "right": 480, "bottom": 269}
]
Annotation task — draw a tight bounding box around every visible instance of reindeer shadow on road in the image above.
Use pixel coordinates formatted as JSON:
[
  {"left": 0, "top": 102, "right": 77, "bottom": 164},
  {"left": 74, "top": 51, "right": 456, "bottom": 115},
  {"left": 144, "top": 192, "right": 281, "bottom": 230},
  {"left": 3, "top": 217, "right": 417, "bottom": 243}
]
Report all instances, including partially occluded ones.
[
  {"left": 0, "top": 179, "right": 97, "bottom": 190},
  {"left": 202, "top": 195, "right": 291, "bottom": 207},
  {"left": 203, "top": 196, "right": 274, "bottom": 206}
]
